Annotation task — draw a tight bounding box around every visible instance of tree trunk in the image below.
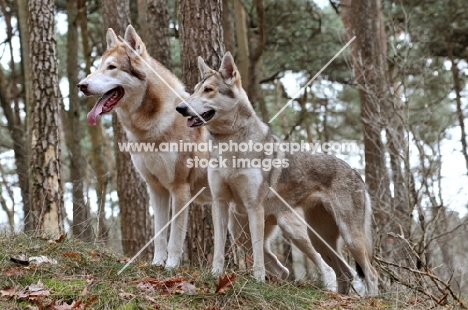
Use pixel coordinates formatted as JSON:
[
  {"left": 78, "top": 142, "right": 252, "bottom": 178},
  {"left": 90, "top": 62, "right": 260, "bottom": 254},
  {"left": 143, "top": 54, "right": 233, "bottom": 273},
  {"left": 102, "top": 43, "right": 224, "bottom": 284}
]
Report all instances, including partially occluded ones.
[
  {"left": 387, "top": 66, "right": 411, "bottom": 245},
  {"left": 29, "top": 0, "right": 64, "bottom": 236},
  {"left": 178, "top": 0, "right": 225, "bottom": 90},
  {"left": 67, "top": 0, "right": 92, "bottom": 241},
  {"left": 102, "top": 0, "right": 152, "bottom": 260},
  {"left": 136, "top": 0, "right": 147, "bottom": 42},
  {"left": 0, "top": 167, "right": 15, "bottom": 231},
  {"left": 4, "top": 0, "right": 32, "bottom": 232},
  {"left": 340, "top": 0, "right": 392, "bottom": 257},
  {"left": 233, "top": 0, "right": 250, "bottom": 92},
  {"left": 178, "top": 0, "right": 225, "bottom": 265},
  {"left": 447, "top": 41, "right": 468, "bottom": 175},
  {"left": 0, "top": 60, "right": 30, "bottom": 233},
  {"left": 146, "top": 0, "right": 172, "bottom": 70},
  {"left": 222, "top": 0, "right": 236, "bottom": 57},
  {"left": 247, "top": 0, "right": 267, "bottom": 121},
  {"left": 78, "top": 0, "right": 110, "bottom": 242}
]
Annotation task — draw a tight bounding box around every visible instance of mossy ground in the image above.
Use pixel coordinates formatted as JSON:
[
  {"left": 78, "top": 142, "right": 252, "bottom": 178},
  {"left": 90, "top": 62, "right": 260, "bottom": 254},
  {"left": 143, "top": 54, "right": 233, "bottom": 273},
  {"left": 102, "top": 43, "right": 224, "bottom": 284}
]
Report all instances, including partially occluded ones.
[{"left": 0, "top": 233, "right": 445, "bottom": 309}]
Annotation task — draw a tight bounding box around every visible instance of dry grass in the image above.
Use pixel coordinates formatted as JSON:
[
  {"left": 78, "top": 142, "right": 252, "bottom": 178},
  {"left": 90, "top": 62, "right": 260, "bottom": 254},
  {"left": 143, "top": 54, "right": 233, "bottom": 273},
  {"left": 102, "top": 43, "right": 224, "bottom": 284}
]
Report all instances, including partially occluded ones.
[{"left": 0, "top": 232, "right": 450, "bottom": 309}]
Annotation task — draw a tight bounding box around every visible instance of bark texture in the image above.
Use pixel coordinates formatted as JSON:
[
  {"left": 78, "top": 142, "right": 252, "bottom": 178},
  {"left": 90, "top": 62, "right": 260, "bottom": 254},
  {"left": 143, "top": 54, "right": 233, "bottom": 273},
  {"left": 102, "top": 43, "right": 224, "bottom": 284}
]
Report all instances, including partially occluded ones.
[
  {"left": 146, "top": 0, "right": 172, "bottom": 70},
  {"left": 178, "top": 0, "right": 225, "bottom": 90},
  {"left": 102, "top": 0, "right": 152, "bottom": 259},
  {"left": 178, "top": 0, "right": 225, "bottom": 265},
  {"left": 78, "top": 0, "right": 110, "bottom": 241},
  {"left": 29, "top": 0, "right": 64, "bottom": 235},
  {"left": 3, "top": 0, "right": 32, "bottom": 232},
  {"left": 67, "top": 0, "right": 92, "bottom": 241},
  {"left": 341, "top": 0, "right": 392, "bottom": 256}
]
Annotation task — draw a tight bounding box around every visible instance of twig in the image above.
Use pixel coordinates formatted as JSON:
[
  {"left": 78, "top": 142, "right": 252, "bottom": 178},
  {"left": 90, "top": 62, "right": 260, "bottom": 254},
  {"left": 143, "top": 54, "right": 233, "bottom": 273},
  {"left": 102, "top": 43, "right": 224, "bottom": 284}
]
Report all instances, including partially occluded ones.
[{"left": 376, "top": 233, "right": 468, "bottom": 309}]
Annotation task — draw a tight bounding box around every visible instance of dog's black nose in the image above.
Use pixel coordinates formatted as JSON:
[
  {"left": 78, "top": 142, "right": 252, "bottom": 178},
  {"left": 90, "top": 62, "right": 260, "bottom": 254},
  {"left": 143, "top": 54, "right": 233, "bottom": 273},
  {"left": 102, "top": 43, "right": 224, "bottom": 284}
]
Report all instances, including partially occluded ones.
[
  {"left": 176, "top": 103, "right": 189, "bottom": 116},
  {"left": 77, "top": 82, "right": 88, "bottom": 92}
]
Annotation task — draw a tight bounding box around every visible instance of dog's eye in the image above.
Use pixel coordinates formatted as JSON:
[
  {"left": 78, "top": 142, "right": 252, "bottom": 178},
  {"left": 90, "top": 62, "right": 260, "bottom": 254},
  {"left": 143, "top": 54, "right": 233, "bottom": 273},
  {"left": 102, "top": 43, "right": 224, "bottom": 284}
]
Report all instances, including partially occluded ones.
[
  {"left": 204, "top": 87, "right": 213, "bottom": 93},
  {"left": 108, "top": 65, "right": 116, "bottom": 70}
]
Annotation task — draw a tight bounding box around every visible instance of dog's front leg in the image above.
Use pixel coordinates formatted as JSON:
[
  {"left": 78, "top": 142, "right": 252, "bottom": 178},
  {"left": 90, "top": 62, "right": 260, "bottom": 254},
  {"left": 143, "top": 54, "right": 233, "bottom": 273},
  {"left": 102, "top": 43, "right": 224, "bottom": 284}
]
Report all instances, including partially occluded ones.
[
  {"left": 209, "top": 168, "right": 230, "bottom": 276},
  {"left": 149, "top": 185, "right": 171, "bottom": 266},
  {"left": 247, "top": 204, "right": 265, "bottom": 281},
  {"left": 211, "top": 199, "right": 230, "bottom": 276},
  {"left": 166, "top": 183, "right": 191, "bottom": 268}
]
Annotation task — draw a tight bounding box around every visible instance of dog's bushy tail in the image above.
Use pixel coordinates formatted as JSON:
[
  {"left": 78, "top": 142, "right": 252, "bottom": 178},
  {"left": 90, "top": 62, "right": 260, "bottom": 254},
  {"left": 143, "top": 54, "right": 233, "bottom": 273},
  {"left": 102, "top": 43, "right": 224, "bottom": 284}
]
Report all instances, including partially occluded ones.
[{"left": 356, "top": 190, "right": 373, "bottom": 279}]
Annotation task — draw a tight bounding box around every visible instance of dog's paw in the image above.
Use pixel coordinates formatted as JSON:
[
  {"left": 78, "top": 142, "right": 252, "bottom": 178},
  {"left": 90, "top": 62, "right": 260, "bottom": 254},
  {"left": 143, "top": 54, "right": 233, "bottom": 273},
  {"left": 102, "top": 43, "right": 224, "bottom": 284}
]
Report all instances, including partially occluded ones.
[
  {"left": 252, "top": 268, "right": 266, "bottom": 282},
  {"left": 211, "top": 266, "right": 224, "bottom": 277},
  {"left": 321, "top": 265, "right": 337, "bottom": 292},
  {"left": 165, "top": 256, "right": 181, "bottom": 269},
  {"left": 151, "top": 254, "right": 167, "bottom": 266},
  {"left": 165, "top": 249, "right": 182, "bottom": 269}
]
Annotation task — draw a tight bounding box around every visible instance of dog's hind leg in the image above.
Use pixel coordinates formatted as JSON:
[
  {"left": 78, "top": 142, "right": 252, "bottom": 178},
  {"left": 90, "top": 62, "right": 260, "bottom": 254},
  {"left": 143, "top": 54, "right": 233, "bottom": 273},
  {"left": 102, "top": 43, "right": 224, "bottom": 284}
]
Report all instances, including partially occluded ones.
[
  {"left": 166, "top": 183, "right": 191, "bottom": 268},
  {"left": 263, "top": 215, "right": 290, "bottom": 280},
  {"left": 277, "top": 210, "right": 336, "bottom": 291},
  {"left": 331, "top": 193, "right": 378, "bottom": 296},
  {"left": 229, "top": 210, "right": 289, "bottom": 280},
  {"left": 305, "top": 206, "right": 355, "bottom": 294},
  {"left": 149, "top": 185, "right": 171, "bottom": 266}
]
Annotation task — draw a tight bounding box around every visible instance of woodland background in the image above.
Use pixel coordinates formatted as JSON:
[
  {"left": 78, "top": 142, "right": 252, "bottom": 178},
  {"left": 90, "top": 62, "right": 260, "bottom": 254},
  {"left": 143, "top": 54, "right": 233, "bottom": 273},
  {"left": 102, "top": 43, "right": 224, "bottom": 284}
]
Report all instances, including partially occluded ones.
[{"left": 0, "top": 0, "right": 467, "bottom": 303}]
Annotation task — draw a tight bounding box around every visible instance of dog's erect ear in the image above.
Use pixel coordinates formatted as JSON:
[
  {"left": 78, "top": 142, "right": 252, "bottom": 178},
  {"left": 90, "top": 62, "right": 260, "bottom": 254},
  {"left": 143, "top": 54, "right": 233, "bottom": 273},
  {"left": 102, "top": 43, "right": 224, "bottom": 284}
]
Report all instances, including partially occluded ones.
[
  {"left": 198, "top": 56, "right": 214, "bottom": 79},
  {"left": 124, "top": 25, "right": 146, "bottom": 57},
  {"left": 219, "top": 52, "right": 238, "bottom": 84},
  {"left": 106, "top": 28, "right": 119, "bottom": 49}
]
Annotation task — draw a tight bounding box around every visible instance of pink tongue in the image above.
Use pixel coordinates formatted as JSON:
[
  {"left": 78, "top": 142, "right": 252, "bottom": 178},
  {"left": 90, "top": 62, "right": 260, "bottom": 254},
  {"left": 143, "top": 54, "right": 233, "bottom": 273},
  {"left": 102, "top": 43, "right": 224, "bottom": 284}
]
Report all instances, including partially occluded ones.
[
  {"left": 87, "top": 92, "right": 114, "bottom": 125},
  {"left": 187, "top": 117, "right": 197, "bottom": 127}
]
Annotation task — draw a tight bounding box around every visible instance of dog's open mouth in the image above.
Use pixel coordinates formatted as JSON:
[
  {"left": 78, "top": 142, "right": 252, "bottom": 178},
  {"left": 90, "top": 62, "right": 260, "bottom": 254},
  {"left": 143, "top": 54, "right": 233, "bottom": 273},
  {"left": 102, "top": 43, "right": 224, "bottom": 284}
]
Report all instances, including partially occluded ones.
[
  {"left": 87, "top": 87, "right": 125, "bottom": 125},
  {"left": 187, "top": 110, "right": 215, "bottom": 127}
]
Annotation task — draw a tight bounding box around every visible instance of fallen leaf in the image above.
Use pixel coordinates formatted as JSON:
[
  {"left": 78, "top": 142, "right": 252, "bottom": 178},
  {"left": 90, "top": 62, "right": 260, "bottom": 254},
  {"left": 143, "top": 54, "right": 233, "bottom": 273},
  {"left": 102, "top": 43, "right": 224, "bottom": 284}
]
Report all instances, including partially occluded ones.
[
  {"left": 138, "top": 277, "right": 196, "bottom": 295},
  {"left": 215, "top": 273, "right": 236, "bottom": 294},
  {"left": 88, "top": 251, "right": 100, "bottom": 262},
  {"left": 1, "top": 286, "right": 29, "bottom": 299},
  {"left": 62, "top": 252, "right": 81, "bottom": 259},
  {"left": 140, "top": 276, "right": 186, "bottom": 289},
  {"left": 119, "top": 290, "right": 136, "bottom": 299},
  {"left": 54, "top": 234, "right": 67, "bottom": 243},
  {"left": 29, "top": 256, "right": 58, "bottom": 265},
  {"left": 143, "top": 295, "right": 158, "bottom": 303},
  {"left": 117, "top": 257, "right": 130, "bottom": 263},
  {"left": 28, "top": 289, "right": 50, "bottom": 298},
  {"left": 28, "top": 280, "right": 45, "bottom": 292},
  {"left": 136, "top": 282, "right": 154, "bottom": 292},
  {"left": 179, "top": 282, "right": 197, "bottom": 295},
  {"left": 1, "top": 286, "right": 18, "bottom": 297},
  {"left": 84, "top": 296, "right": 98, "bottom": 308},
  {"left": 2, "top": 267, "right": 23, "bottom": 277},
  {"left": 320, "top": 300, "right": 341, "bottom": 308},
  {"left": 27, "top": 281, "right": 50, "bottom": 301},
  {"left": 161, "top": 277, "right": 186, "bottom": 288},
  {"left": 85, "top": 274, "right": 94, "bottom": 285},
  {"left": 52, "top": 300, "right": 83, "bottom": 309}
]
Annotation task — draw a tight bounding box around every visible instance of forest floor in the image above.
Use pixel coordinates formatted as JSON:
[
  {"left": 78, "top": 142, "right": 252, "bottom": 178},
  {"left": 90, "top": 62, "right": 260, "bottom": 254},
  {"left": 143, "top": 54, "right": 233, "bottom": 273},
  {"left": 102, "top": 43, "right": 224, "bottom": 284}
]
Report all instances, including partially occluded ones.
[{"left": 0, "top": 233, "right": 452, "bottom": 309}]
